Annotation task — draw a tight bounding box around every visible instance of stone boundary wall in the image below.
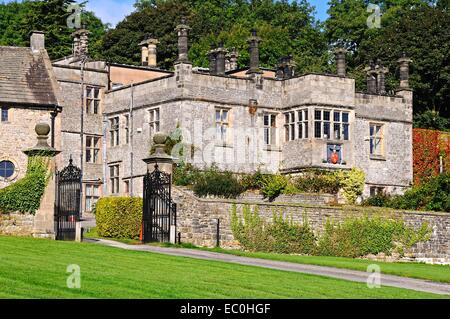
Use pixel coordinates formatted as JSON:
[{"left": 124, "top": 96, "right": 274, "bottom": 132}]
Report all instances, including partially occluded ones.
[
  {"left": 0, "top": 213, "right": 34, "bottom": 237},
  {"left": 173, "top": 187, "right": 450, "bottom": 260}
]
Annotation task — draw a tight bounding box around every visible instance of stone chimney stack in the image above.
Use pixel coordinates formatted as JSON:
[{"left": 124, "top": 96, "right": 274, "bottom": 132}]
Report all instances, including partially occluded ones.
[
  {"left": 139, "top": 36, "right": 159, "bottom": 67},
  {"left": 30, "top": 31, "right": 45, "bottom": 52},
  {"left": 334, "top": 48, "right": 347, "bottom": 77},
  {"left": 376, "top": 59, "right": 389, "bottom": 95},
  {"left": 72, "top": 28, "right": 90, "bottom": 58},
  {"left": 246, "top": 29, "right": 262, "bottom": 75},
  {"left": 175, "top": 17, "right": 191, "bottom": 64},
  {"left": 208, "top": 43, "right": 217, "bottom": 75},
  {"left": 226, "top": 48, "right": 239, "bottom": 71},
  {"left": 398, "top": 52, "right": 413, "bottom": 90},
  {"left": 215, "top": 42, "right": 227, "bottom": 76},
  {"left": 366, "top": 60, "right": 378, "bottom": 94}
]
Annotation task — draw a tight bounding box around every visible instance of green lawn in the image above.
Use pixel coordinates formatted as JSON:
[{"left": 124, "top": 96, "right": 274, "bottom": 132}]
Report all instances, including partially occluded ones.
[
  {"left": 84, "top": 227, "right": 450, "bottom": 284},
  {"left": 199, "top": 248, "right": 450, "bottom": 284},
  {"left": 0, "top": 236, "right": 448, "bottom": 299}
]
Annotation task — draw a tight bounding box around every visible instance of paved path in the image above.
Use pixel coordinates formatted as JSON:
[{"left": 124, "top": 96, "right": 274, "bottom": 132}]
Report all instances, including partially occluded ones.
[{"left": 85, "top": 238, "right": 450, "bottom": 296}]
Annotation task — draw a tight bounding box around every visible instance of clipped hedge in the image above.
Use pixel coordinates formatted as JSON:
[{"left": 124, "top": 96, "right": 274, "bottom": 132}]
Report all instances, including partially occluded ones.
[
  {"left": 0, "top": 156, "right": 50, "bottom": 215},
  {"left": 96, "top": 197, "right": 143, "bottom": 239}
]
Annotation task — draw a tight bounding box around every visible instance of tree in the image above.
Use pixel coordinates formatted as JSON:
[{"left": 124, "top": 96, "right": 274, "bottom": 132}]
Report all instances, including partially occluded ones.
[
  {"left": 325, "top": 1, "right": 449, "bottom": 118},
  {"left": 100, "top": 0, "right": 328, "bottom": 72},
  {"left": 0, "top": 0, "right": 107, "bottom": 60}
]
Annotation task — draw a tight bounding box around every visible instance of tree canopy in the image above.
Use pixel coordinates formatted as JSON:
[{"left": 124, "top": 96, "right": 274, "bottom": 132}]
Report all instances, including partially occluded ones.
[
  {"left": 0, "top": 0, "right": 448, "bottom": 128},
  {"left": 0, "top": 0, "right": 107, "bottom": 59},
  {"left": 101, "top": 0, "right": 329, "bottom": 73}
]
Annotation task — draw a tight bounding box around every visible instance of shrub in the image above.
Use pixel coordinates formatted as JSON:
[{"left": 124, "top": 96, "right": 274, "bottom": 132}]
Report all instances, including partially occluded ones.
[
  {"left": 193, "top": 166, "right": 244, "bottom": 199},
  {"left": 231, "top": 206, "right": 432, "bottom": 258},
  {"left": 316, "top": 216, "right": 431, "bottom": 258},
  {"left": 96, "top": 197, "right": 143, "bottom": 239},
  {"left": 173, "top": 162, "right": 201, "bottom": 187},
  {"left": 231, "top": 204, "right": 316, "bottom": 254},
  {"left": 336, "top": 168, "right": 366, "bottom": 204},
  {"left": 0, "top": 156, "right": 50, "bottom": 215},
  {"left": 363, "top": 175, "right": 450, "bottom": 212},
  {"left": 240, "top": 170, "right": 267, "bottom": 191},
  {"left": 292, "top": 170, "right": 341, "bottom": 194},
  {"left": 260, "top": 175, "right": 289, "bottom": 201}
]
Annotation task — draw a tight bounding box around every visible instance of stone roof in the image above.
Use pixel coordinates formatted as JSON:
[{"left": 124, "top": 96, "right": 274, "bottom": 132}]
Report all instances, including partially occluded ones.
[{"left": 0, "top": 46, "right": 59, "bottom": 108}]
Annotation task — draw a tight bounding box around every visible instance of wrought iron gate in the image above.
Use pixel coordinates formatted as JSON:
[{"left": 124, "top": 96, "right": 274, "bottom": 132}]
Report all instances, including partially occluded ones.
[
  {"left": 55, "top": 158, "right": 82, "bottom": 241},
  {"left": 142, "top": 165, "right": 177, "bottom": 243}
]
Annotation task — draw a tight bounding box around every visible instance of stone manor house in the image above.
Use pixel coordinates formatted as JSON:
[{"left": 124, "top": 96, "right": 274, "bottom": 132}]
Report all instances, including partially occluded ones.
[{"left": 0, "top": 21, "right": 414, "bottom": 213}]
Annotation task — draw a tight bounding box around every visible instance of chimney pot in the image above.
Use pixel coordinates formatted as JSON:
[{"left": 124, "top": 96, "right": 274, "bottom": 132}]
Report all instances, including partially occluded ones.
[
  {"left": 334, "top": 48, "right": 347, "bottom": 77},
  {"left": 397, "top": 53, "right": 412, "bottom": 90},
  {"left": 175, "top": 17, "right": 191, "bottom": 64},
  {"left": 30, "top": 31, "right": 45, "bottom": 52},
  {"left": 247, "top": 29, "right": 262, "bottom": 75}
]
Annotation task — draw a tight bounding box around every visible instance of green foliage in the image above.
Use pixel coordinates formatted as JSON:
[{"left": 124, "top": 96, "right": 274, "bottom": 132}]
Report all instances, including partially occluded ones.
[
  {"left": 0, "top": 156, "right": 50, "bottom": 215},
  {"left": 101, "top": 0, "right": 328, "bottom": 72},
  {"left": 231, "top": 204, "right": 316, "bottom": 254},
  {"left": 414, "top": 111, "right": 450, "bottom": 132},
  {"left": 326, "top": 1, "right": 450, "bottom": 116},
  {"left": 173, "top": 162, "right": 201, "bottom": 187},
  {"left": 336, "top": 168, "right": 366, "bottom": 204},
  {"left": 291, "top": 170, "right": 341, "bottom": 195},
  {"left": 240, "top": 170, "right": 267, "bottom": 191},
  {"left": 364, "top": 174, "right": 450, "bottom": 212},
  {"left": 231, "top": 205, "right": 432, "bottom": 258},
  {"left": 96, "top": 197, "right": 143, "bottom": 239},
  {"left": 193, "top": 166, "right": 244, "bottom": 199},
  {"left": 0, "top": 0, "right": 107, "bottom": 60},
  {"left": 316, "top": 216, "right": 432, "bottom": 258},
  {"left": 260, "top": 175, "right": 289, "bottom": 201}
]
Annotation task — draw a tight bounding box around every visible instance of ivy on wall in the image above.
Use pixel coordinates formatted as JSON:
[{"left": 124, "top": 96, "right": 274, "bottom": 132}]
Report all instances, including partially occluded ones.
[
  {"left": 413, "top": 129, "right": 450, "bottom": 185},
  {"left": 0, "top": 156, "right": 51, "bottom": 215}
]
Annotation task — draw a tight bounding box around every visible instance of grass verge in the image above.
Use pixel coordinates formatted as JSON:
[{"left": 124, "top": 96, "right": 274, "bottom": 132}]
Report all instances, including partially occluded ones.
[{"left": 0, "top": 236, "right": 447, "bottom": 299}]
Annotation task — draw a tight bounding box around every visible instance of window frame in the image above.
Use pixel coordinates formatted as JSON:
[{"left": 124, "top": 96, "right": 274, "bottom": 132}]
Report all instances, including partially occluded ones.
[
  {"left": 0, "top": 160, "right": 15, "bottom": 179},
  {"left": 86, "top": 135, "right": 101, "bottom": 164},
  {"left": 124, "top": 114, "right": 130, "bottom": 145},
  {"left": 149, "top": 108, "right": 161, "bottom": 137},
  {"left": 85, "top": 86, "right": 101, "bottom": 115},
  {"left": 284, "top": 112, "right": 295, "bottom": 142},
  {"left": 215, "top": 108, "right": 230, "bottom": 143},
  {"left": 315, "top": 109, "right": 350, "bottom": 141},
  {"left": 85, "top": 184, "right": 100, "bottom": 212},
  {"left": 1, "top": 107, "right": 9, "bottom": 122},
  {"left": 264, "top": 113, "right": 278, "bottom": 146},
  {"left": 109, "top": 117, "right": 120, "bottom": 147},
  {"left": 297, "top": 109, "right": 309, "bottom": 139},
  {"left": 109, "top": 164, "right": 120, "bottom": 194},
  {"left": 370, "top": 123, "right": 385, "bottom": 158}
]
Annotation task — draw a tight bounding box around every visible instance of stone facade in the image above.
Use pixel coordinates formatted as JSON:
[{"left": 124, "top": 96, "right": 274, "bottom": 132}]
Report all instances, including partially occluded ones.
[
  {"left": 0, "top": 213, "right": 34, "bottom": 237},
  {"left": 2, "top": 23, "right": 415, "bottom": 213},
  {"left": 105, "top": 67, "right": 413, "bottom": 198},
  {"left": 173, "top": 187, "right": 450, "bottom": 260},
  {"left": 0, "top": 36, "right": 63, "bottom": 190}
]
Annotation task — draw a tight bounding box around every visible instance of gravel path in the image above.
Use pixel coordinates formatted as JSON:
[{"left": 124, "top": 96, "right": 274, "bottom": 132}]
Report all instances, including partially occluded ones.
[{"left": 86, "top": 238, "right": 450, "bottom": 296}]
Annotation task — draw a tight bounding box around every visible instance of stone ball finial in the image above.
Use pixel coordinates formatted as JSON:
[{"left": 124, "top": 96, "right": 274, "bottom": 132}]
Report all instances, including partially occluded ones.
[
  {"left": 35, "top": 122, "right": 51, "bottom": 137},
  {"left": 153, "top": 132, "right": 168, "bottom": 145}
]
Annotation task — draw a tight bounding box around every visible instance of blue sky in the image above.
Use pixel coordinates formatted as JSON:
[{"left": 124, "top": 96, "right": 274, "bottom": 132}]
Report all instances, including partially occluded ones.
[
  {"left": 3, "top": 0, "right": 329, "bottom": 26},
  {"left": 84, "top": 0, "right": 330, "bottom": 26}
]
